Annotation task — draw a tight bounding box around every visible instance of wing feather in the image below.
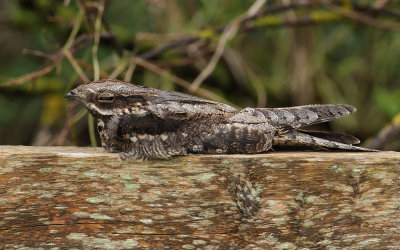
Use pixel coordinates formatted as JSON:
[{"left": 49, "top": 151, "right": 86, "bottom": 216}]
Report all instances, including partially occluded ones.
[{"left": 254, "top": 104, "right": 356, "bottom": 130}]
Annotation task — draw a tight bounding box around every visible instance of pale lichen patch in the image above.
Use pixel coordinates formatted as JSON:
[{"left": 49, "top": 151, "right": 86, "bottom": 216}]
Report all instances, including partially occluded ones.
[
  {"left": 305, "top": 195, "right": 326, "bottom": 205},
  {"left": 120, "top": 173, "right": 133, "bottom": 180},
  {"left": 178, "top": 234, "right": 189, "bottom": 238},
  {"left": 83, "top": 171, "right": 98, "bottom": 178},
  {"left": 67, "top": 233, "right": 139, "bottom": 248},
  {"left": 38, "top": 191, "right": 55, "bottom": 199},
  {"left": 152, "top": 215, "right": 165, "bottom": 220},
  {"left": 193, "top": 240, "right": 206, "bottom": 245},
  {"left": 139, "top": 218, "right": 153, "bottom": 224},
  {"left": 198, "top": 173, "right": 216, "bottom": 182},
  {"left": 124, "top": 183, "right": 139, "bottom": 190},
  {"left": 199, "top": 219, "right": 213, "bottom": 226},
  {"left": 73, "top": 211, "right": 90, "bottom": 218},
  {"left": 67, "top": 233, "right": 87, "bottom": 240},
  {"left": 199, "top": 209, "right": 217, "bottom": 219},
  {"left": 86, "top": 197, "right": 104, "bottom": 204},
  {"left": 182, "top": 244, "right": 195, "bottom": 249},
  {"left": 90, "top": 213, "right": 113, "bottom": 220},
  {"left": 277, "top": 242, "right": 296, "bottom": 249},
  {"left": 169, "top": 210, "right": 188, "bottom": 217},
  {"left": 271, "top": 216, "right": 289, "bottom": 226},
  {"left": 39, "top": 167, "right": 52, "bottom": 173},
  {"left": 303, "top": 219, "right": 315, "bottom": 228},
  {"left": 54, "top": 206, "right": 68, "bottom": 210},
  {"left": 357, "top": 238, "right": 381, "bottom": 248}
]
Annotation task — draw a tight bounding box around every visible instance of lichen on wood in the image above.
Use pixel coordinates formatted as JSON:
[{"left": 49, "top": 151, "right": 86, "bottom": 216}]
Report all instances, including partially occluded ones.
[{"left": 0, "top": 146, "right": 399, "bottom": 249}]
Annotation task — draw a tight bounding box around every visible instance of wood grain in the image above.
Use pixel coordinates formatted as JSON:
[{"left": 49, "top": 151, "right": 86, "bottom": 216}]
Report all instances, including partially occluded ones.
[{"left": 0, "top": 146, "right": 399, "bottom": 249}]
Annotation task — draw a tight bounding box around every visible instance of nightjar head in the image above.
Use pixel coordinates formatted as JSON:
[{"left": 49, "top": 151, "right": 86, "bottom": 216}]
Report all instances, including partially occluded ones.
[{"left": 64, "top": 79, "right": 152, "bottom": 118}]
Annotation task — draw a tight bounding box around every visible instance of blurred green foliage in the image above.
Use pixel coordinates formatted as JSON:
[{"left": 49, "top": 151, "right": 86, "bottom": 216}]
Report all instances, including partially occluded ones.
[{"left": 0, "top": 0, "right": 399, "bottom": 150}]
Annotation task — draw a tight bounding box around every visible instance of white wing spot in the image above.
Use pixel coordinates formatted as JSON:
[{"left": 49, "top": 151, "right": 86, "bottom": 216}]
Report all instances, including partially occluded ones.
[
  {"left": 138, "top": 134, "right": 147, "bottom": 139},
  {"left": 97, "top": 119, "right": 105, "bottom": 128},
  {"left": 192, "top": 145, "right": 203, "bottom": 152},
  {"left": 131, "top": 108, "right": 147, "bottom": 116}
]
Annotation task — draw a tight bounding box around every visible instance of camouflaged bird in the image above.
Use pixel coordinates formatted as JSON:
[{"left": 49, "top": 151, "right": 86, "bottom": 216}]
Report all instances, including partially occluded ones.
[{"left": 64, "top": 79, "right": 375, "bottom": 159}]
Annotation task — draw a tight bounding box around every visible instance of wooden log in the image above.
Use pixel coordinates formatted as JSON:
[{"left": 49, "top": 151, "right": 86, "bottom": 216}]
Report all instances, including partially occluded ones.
[{"left": 0, "top": 146, "right": 399, "bottom": 249}]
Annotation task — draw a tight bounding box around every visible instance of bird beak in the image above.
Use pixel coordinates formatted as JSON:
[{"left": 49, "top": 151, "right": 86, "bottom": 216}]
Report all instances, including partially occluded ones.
[{"left": 64, "top": 90, "right": 79, "bottom": 99}]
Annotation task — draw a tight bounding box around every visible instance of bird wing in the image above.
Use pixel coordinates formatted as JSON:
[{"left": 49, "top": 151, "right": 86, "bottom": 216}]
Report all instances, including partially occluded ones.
[{"left": 252, "top": 104, "right": 356, "bottom": 130}]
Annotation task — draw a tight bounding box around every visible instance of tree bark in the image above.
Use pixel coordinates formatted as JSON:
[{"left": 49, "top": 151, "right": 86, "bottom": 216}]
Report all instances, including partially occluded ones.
[{"left": 0, "top": 146, "right": 399, "bottom": 249}]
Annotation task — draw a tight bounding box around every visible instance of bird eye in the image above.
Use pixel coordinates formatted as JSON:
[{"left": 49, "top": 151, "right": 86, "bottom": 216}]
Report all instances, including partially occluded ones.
[{"left": 98, "top": 95, "right": 114, "bottom": 103}]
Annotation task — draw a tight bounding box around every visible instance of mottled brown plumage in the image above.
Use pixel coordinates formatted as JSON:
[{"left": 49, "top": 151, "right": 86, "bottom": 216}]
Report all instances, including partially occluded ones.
[{"left": 65, "top": 79, "right": 376, "bottom": 159}]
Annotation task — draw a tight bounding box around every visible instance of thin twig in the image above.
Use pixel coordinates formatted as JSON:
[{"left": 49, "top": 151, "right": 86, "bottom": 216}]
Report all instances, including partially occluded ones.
[
  {"left": 64, "top": 49, "right": 90, "bottom": 82},
  {"left": 56, "top": 102, "right": 77, "bottom": 146},
  {"left": 88, "top": 112, "right": 97, "bottom": 147},
  {"left": 242, "top": 62, "right": 267, "bottom": 108},
  {"left": 363, "top": 113, "right": 400, "bottom": 150},
  {"left": 139, "top": 36, "right": 199, "bottom": 60},
  {"left": 353, "top": 4, "right": 400, "bottom": 20},
  {"left": 22, "top": 49, "right": 58, "bottom": 62},
  {"left": 374, "top": 0, "right": 390, "bottom": 9},
  {"left": 0, "top": 11, "right": 89, "bottom": 87},
  {"left": 222, "top": 47, "right": 247, "bottom": 91},
  {"left": 123, "top": 41, "right": 141, "bottom": 82},
  {"left": 109, "top": 55, "right": 130, "bottom": 79},
  {"left": 62, "top": 8, "right": 84, "bottom": 52},
  {"left": 87, "top": 2, "right": 105, "bottom": 147},
  {"left": 101, "top": 17, "right": 123, "bottom": 57},
  {"left": 72, "top": 109, "right": 88, "bottom": 124},
  {"left": 124, "top": 54, "right": 138, "bottom": 82},
  {"left": 92, "top": 2, "right": 104, "bottom": 81},
  {"left": 324, "top": 1, "right": 400, "bottom": 31},
  {"left": 190, "top": 0, "right": 268, "bottom": 92},
  {"left": 136, "top": 2, "right": 318, "bottom": 61},
  {"left": 0, "top": 65, "right": 54, "bottom": 87},
  {"left": 189, "top": 23, "right": 238, "bottom": 92}
]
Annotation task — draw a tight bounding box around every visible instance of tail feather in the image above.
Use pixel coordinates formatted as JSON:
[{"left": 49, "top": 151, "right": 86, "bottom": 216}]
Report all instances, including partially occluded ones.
[
  {"left": 255, "top": 104, "right": 356, "bottom": 130},
  {"left": 273, "top": 131, "right": 377, "bottom": 152},
  {"left": 297, "top": 130, "right": 360, "bottom": 145}
]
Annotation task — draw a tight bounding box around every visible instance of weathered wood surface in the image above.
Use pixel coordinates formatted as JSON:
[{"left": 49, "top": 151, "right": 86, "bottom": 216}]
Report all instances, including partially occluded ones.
[{"left": 0, "top": 146, "right": 399, "bottom": 249}]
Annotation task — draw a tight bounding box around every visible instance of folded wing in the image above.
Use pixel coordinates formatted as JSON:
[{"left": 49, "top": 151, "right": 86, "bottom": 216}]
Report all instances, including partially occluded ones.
[{"left": 254, "top": 104, "right": 356, "bottom": 130}]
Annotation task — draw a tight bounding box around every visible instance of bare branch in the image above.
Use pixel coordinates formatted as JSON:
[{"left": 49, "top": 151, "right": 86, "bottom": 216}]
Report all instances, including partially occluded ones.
[
  {"left": 190, "top": 0, "right": 268, "bottom": 92},
  {"left": 92, "top": 1, "right": 105, "bottom": 81},
  {"left": 364, "top": 114, "right": 400, "bottom": 149},
  {"left": 324, "top": 1, "right": 400, "bottom": 31},
  {"left": 63, "top": 49, "right": 90, "bottom": 82},
  {"left": 0, "top": 65, "right": 54, "bottom": 87}
]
